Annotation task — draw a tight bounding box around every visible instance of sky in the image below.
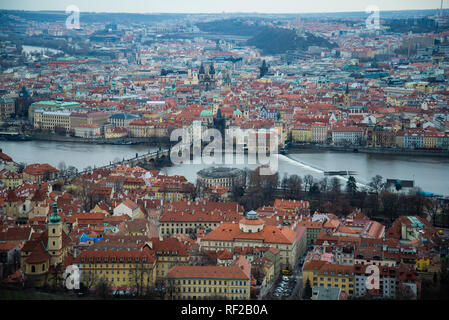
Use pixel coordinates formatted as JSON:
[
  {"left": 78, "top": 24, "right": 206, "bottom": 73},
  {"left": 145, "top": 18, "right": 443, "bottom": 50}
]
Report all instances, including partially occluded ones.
[{"left": 0, "top": 0, "right": 445, "bottom": 14}]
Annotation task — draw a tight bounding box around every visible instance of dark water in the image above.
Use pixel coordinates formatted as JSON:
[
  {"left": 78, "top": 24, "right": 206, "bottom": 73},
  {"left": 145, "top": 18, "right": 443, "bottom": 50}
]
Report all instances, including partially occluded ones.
[{"left": 1, "top": 141, "right": 448, "bottom": 195}]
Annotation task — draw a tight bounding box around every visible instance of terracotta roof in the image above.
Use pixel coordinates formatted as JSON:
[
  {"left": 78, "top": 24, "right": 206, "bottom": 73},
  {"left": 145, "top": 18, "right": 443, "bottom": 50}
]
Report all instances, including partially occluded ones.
[
  {"left": 202, "top": 223, "right": 298, "bottom": 244},
  {"left": 23, "top": 163, "right": 58, "bottom": 176},
  {"left": 25, "top": 241, "right": 50, "bottom": 264},
  {"left": 166, "top": 264, "right": 249, "bottom": 280}
]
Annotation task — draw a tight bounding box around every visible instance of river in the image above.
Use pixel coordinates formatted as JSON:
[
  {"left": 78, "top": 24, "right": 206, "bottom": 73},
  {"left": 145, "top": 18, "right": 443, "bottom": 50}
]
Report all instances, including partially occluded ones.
[{"left": 1, "top": 141, "right": 448, "bottom": 196}]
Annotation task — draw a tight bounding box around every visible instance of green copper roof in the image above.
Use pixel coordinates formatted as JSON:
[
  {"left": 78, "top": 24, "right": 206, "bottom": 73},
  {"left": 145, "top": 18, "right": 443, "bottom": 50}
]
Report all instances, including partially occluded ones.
[
  {"left": 49, "top": 201, "right": 61, "bottom": 224},
  {"left": 200, "top": 109, "right": 213, "bottom": 117}
]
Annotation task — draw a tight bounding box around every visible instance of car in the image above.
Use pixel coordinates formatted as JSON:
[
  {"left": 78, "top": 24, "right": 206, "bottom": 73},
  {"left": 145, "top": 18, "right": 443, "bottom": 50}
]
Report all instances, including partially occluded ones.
[
  {"left": 283, "top": 292, "right": 291, "bottom": 297},
  {"left": 273, "top": 292, "right": 280, "bottom": 297},
  {"left": 282, "top": 276, "right": 290, "bottom": 281}
]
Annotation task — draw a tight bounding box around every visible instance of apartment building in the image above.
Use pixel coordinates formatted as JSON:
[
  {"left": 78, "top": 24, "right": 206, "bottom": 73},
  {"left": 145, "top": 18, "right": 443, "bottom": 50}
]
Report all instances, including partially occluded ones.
[
  {"left": 302, "top": 260, "right": 355, "bottom": 297},
  {"left": 159, "top": 200, "right": 244, "bottom": 238},
  {"left": 164, "top": 257, "right": 251, "bottom": 300}
]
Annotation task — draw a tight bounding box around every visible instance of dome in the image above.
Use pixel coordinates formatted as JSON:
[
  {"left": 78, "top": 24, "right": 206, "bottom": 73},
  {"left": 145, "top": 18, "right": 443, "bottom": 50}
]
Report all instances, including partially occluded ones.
[
  {"left": 49, "top": 201, "right": 61, "bottom": 224},
  {"left": 239, "top": 210, "right": 265, "bottom": 233},
  {"left": 200, "top": 109, "right": 213, "bottom": 117}
]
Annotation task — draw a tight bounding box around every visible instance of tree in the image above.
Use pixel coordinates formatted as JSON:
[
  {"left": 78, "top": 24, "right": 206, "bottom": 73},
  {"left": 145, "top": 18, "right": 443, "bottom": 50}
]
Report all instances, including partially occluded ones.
[
  {"left": 241, "top": 166, "right": 279, "bottom": 210},
  {"left": 283, "top": 174, "right": 302, "bottom": 199},
  {"left": 57, "top": 161, "right": 67, "bottom": 175},
  {"left": 380, "top": 191, "right": 399, "bottom": 222},
  {"left": 346, "top": 176, "right": 357, "bottom": 195},
  {"left": 330, "top": 177, "right": 342, "bottom": 193},
  {"left": 95, "top": 279, "right": 111, "bottom": 299},
  {"left": 303, "top": 278, "right": 312, "bottom": 299},
  {"left": 319, "top": 177, "right": 329, "bottom": 193},
  {"left": 67, "top": 166, "right": 78, "bottom": 177},
  {"left": 303, "top": 175, "right": 314, "bottom": 193},
  {"left": 368, "top": 175, "right": 384, "bottom": 193}
]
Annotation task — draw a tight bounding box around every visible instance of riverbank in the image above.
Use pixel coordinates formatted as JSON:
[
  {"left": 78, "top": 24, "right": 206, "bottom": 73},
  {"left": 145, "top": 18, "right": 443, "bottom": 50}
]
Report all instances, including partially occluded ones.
[
  {"left": 18, "top": 133, "right": 449, "bottom": 157},
  {"left": 26, "top": 133, "right": 172, "bottom": 146},
  {"left": 288, "top": 143, "right": 449, "bottom": 158}
]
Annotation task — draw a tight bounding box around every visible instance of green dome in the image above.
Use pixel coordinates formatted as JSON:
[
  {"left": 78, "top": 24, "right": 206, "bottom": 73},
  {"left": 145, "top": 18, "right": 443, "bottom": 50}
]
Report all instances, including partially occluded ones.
[
  {"left": 49, "top": 201, "right": 61, "bottom": 224},
  {"left": 200, "top": 109, "right": 213, "bottom": 117}
]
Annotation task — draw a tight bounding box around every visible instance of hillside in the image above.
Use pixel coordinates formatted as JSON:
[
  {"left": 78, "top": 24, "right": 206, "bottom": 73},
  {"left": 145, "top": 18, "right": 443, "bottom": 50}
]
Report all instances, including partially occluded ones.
[{"left": 247, "top": 28, "right": 337, "bottom": 55}]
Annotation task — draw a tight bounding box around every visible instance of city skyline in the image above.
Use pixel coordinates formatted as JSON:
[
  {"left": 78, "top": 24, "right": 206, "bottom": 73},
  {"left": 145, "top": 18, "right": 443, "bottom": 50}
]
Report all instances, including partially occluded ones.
[{"left": 0, "top": 0, "right": 446, "bottom": 14}]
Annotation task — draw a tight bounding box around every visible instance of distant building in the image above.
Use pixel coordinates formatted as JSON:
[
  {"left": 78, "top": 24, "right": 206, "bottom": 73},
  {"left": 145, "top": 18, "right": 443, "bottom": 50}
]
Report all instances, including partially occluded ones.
[
  {"left": 197, "top": 167, "right": 246, "bottom": 191},
  {"left": 0, "top": 96, "right": 15, "bottom": 120},
  {"left": 73, "top": 123, "right": 101, "bottom": 138},
  {"left": 109, "top": 113, "right": 142, "bottom": 127},
  {"left": 332, "top": 127, "right": 364, "bottom": 145},
  {"left": 165, "top": 256, "right": 251, "bottom": 300},
  {"left": 22, "top": 163, "right": 58, "bottom": 183}
]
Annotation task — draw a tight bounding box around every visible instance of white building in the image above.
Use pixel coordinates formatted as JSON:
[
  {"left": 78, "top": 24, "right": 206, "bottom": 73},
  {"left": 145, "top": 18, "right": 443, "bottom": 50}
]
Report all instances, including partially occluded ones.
[
  {"left": 73, "top": 124, "right": 101, "bottom": 138},
  {"left": 113, "top": 200, "right": 142, "bottom": 219},
  {"left": 332, "top": 127, "right": 364, "bottom": 145}
]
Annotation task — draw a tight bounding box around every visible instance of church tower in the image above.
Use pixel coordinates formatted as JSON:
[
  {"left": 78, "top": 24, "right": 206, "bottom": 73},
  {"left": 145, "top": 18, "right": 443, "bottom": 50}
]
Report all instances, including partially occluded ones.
[
  {"left": 274, "top": 111, "right": 285, "bottom": 148},
  {"left": 47, "top": 201, "right": 63, "bottom": 266},
  {"left": 244, "top": 105, "right": 249, "bottom": 119}
]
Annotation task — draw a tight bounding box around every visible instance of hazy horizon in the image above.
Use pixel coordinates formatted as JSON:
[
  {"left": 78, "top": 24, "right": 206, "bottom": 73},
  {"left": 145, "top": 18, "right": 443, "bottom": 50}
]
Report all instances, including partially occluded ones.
[{"left": 0, "top": 0, "right": 446, "bottom": 14}]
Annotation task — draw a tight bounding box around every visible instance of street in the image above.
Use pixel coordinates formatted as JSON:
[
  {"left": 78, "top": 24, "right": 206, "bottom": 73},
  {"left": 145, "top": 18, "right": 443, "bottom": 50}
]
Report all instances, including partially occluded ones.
[{"left": 260, "top": 252, "right": 305, "bottom": 300}]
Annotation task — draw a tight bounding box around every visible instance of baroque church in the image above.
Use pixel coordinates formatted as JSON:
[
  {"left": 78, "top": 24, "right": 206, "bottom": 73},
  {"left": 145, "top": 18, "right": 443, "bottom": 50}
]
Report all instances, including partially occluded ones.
[{"left": 21, "top": 201, "right": 73, "bottom": 287}]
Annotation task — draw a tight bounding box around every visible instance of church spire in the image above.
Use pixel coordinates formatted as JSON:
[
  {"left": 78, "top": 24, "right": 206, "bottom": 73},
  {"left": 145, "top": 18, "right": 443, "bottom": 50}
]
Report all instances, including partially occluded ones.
[{"left": 49, "top": 201, "right": 61, "bottom": 224}]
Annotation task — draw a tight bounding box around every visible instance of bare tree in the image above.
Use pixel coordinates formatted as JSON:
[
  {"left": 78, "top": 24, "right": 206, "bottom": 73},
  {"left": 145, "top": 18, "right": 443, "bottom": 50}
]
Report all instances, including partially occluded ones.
[
  {"left": 303, "top": 175, "right": 314, "bottom": 193},
  {"left": 95, "top": 279, "right": 112, "bottom": 299},
  {"left": 368, "top": 175, "right": 384, "bottom": 193}
]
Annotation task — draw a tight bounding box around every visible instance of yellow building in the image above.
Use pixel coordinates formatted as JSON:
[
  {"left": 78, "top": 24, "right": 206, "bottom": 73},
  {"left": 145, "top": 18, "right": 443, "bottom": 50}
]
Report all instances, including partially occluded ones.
[
  {"left": 2, "top": 189, "right": 25, "bottom": 219},
  {"left": 75, "top": 237, "right": 192, "bottom": 290},
  {"left": 154, "top": 189, "right": 190, "bottom": 202},
  {"left": 424, "top": 133, "right": 440, "bottom": 149},
  {"left": 105, "top": 127, "right": 128, "bottom": 139},
  {"left": 292, "top": 125, "right": 312, "bottom": 143},
  {"left": 34, "top": 110, "right": 71, "bottom": 132},
  {"left": 165, "top": 257, "right": 251, "bottom": 300},
  {"left": 75, "top": 244, "right": 157, "bottom": 290},
  {"left": 152, "top": 237, "right": 191, "bottom": 281},
  {"left": 302, "top": 261, "right": 355, "bottom": 297},
  {"left": 0, "top": 169, "right": 22, "bottom": 189}
]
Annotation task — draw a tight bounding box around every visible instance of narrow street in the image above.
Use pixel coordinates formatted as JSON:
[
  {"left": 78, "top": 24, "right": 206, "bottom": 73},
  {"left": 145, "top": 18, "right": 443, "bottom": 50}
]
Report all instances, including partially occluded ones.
[{"left": 260, "top": 252, "right": 306, "bottom": 300}]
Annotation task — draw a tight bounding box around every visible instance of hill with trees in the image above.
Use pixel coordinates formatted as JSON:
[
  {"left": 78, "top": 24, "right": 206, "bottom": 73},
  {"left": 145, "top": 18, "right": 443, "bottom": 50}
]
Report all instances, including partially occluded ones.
[{"left": 247, "top": 27, "right": 337, "bottom": 55}]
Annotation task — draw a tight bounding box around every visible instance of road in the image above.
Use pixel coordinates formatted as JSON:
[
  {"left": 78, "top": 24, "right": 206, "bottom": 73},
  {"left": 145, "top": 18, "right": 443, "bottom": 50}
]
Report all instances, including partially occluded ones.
[{"left": 261, "top": 252, "right": 306, "bottom": 300}]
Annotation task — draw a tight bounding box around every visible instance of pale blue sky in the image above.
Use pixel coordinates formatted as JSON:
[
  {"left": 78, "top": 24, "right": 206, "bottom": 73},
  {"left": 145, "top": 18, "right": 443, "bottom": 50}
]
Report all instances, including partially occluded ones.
[{"left": 0, "top": 0, "right": 445, "bottom": 13}]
